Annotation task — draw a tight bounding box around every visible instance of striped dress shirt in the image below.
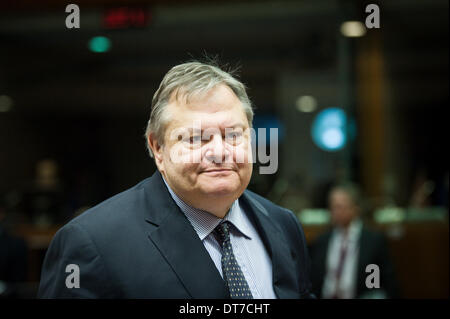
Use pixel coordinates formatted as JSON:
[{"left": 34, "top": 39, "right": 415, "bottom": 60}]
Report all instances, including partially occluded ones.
[{"left": 162, "top": 178, "right": 277, "bottom": 299}]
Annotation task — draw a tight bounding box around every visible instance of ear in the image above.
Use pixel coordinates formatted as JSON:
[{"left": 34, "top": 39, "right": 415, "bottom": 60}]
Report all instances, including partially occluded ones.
[{"left": 147, "top": 133, "right": 164, "bottom": 171}]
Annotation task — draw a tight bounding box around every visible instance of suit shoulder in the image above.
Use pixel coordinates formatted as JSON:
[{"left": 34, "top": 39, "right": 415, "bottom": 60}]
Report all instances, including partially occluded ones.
[
  {"left": 245, "top": 190, "right": 293, "bottom": 214},
  {"left": 243, "top": 189, "right": 297, "bottom": 222}
]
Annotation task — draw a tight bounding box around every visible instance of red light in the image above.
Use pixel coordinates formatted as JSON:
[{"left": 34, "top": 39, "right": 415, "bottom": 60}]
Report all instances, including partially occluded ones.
[{"left": 103, "top": 7, "right": 150, "bottom": 29}]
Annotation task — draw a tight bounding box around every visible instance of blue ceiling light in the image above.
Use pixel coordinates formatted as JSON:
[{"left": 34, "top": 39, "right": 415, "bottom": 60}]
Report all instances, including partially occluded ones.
[
  {"left": 88, "top": 36, "right": 111, "bottom": 53},
  {"left": 311, "top": 107, "right": 347, "bottom": 151}
]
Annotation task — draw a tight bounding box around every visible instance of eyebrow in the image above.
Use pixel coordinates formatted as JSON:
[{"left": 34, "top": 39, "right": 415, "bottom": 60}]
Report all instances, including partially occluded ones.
[
  {"left": 225, "top": 123, "right": 246, "bottom": 129},
  {"left": 183, "top": 123, "right": 247, "bottom": 134}
]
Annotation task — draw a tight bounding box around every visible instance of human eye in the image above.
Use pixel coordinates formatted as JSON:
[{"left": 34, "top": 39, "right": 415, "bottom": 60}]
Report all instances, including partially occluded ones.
[
  {"left": 187, "top": 135, "right": 202, "bottom": 144},
  {"left": 225, "top": 130, "right": 243, "bottom": 144}
]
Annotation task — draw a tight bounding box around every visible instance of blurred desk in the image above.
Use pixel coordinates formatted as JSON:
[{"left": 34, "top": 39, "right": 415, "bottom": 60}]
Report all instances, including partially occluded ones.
[{"left": 372, "top": 221, "right": 449, "bottom": 298}]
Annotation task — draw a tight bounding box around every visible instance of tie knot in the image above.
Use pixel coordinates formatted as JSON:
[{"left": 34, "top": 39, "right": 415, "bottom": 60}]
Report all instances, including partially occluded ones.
[{"left": 215, "top": 221, "right": 231, "bottom": 245}]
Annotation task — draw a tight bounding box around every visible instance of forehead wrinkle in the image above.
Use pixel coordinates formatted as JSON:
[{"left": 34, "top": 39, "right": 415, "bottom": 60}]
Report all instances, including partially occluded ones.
[
  {"left": 170, "top": 84, "right": 226, "bottom": 108},
  {"left": 167, "top": 108, "right": 247, "bottom": 131},
  {"left": 193, "top": 113, "right": 246, "bottom": 131},
  {"left": 165, "top": 86, "right": 248, "bottom": 133},
  {"left": 187, "top": 85, "right": 240, "bottom": 111}
]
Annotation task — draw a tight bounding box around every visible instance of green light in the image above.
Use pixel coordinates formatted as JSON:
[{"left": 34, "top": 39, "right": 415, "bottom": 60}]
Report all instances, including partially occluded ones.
[{"left": 88, "top": 36, "right": 111, "bottom": 53}]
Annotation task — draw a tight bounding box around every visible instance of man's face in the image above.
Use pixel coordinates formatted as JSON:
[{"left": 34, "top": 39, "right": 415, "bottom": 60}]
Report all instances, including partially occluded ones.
[
  {"left": 151, "top": 84, "right": 253, "bottom": 212},
  {"left": 329, "top": 189, "right": 358, "bottom": 228}
]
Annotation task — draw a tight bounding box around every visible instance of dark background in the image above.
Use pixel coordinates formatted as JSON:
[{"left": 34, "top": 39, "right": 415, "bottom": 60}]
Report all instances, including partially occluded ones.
[{"left": 0, "top": 0, "right": 448, "bottom": 298}]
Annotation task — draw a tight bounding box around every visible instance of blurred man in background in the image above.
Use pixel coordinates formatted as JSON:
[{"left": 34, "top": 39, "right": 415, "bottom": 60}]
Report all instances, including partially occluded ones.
[
  {"left": 310, "top": 183, "right": 399, "bottom": 299},
  {"left": 20, "top": 159, "right": 68, "bottom": 226}
]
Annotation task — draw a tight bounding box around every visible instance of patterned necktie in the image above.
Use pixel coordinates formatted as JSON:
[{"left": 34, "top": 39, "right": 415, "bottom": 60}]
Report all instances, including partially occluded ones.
[{"left": 215, "top": 221, "right": 253, "bottom": 299}]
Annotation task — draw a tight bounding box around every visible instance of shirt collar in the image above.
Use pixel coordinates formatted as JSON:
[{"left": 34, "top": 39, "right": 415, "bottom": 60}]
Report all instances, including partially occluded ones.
[
  {"left": 334, "top": 218, "right": 363, "bottom": 242},
  {"left": 161, "top": 176, "right": 252, "bottom": 241}
]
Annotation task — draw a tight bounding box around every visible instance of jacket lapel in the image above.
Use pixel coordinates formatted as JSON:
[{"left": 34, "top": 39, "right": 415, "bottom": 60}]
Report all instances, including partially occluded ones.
[
  {"left": 142, "top": 171, "right": 229, "bottom": 299},
  {"left": 240, "top": 191, "right": 301, "bottom": 298}
]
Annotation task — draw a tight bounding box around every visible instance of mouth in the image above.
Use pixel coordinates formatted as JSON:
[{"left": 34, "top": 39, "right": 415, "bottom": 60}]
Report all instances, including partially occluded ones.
[{"left": 201, "top": 168, "right": 235, "bottom": 175}]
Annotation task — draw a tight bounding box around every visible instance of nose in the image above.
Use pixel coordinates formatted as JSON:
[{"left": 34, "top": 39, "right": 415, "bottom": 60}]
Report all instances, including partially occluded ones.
[{"left": 204, "top": 134, "right": 229, "bottom": 164}]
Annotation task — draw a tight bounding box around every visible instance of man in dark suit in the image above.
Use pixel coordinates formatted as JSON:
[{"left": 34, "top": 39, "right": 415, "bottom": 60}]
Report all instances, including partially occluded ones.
[
  {"left": 309, "top": 184, "right": 399, "bottom": 299},
  {"left": 38, "top": 61, "right": 314, "bottom": 299}
]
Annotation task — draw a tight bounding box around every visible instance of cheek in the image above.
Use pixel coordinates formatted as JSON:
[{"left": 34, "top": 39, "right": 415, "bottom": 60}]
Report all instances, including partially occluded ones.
[
  {"left": 166, "top": 143, "right": 203, "bottom": 165},
  {"left": 233, "top": 146, "right": 253, "bottom": 179},
  {"left": 227, "top": 142, "right": 251, "bottom": 164},
  {"left": 163, "top": 145, "right": 200, "bottom": 183}
]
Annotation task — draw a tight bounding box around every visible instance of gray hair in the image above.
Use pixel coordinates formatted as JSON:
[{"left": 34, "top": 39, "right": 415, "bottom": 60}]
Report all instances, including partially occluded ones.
[{"left": 144, "top": 61, "right": 254, "bottom": 158}]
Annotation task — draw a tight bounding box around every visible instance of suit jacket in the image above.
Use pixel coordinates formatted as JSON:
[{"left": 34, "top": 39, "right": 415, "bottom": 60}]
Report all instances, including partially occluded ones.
[
  {"left": 309, "top": 225, "right": 400, "bottom": 299},
  {"left": 38, "top": 171, "right": 314, "bottom": 299}
]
